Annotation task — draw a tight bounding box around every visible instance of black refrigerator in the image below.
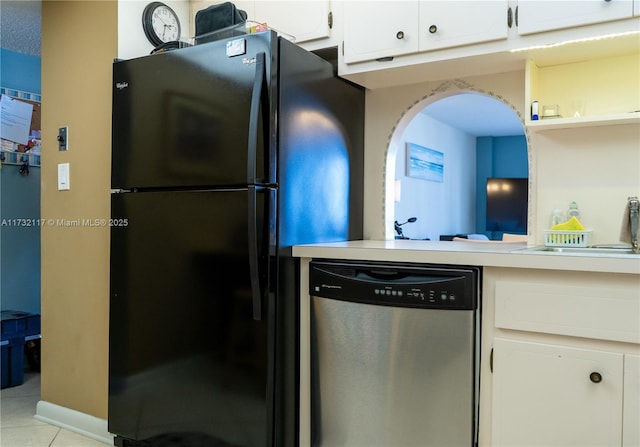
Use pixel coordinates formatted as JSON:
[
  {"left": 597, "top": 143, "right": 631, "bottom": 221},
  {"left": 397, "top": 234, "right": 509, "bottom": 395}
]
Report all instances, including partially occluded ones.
[{"left": 108, "top": 31, "right": 364, "bottom": 447}]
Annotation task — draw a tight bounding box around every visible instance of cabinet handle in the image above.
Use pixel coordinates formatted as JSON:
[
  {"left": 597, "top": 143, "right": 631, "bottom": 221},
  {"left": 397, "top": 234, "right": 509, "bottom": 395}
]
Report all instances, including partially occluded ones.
[
  {"left": 396, "top": 31, "right": 404, "bottom": 39},
  {"left": 490, "top": 348, "right": 494, "bottom": 373},
  {"left": 590, "top": 372, "right": 603, "bottom": 383},
  {"left": 507, "top": 7, "right": 513, "bottom": 28},
  {"left": 428, "top": 24, "right": 437, "bottom": 34}
]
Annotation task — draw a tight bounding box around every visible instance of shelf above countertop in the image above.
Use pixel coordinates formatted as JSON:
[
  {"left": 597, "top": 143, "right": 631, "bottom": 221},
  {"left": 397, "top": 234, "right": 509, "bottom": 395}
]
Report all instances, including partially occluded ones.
[{"left": 526, "top": 111, "right": 640, "bottom": 131}]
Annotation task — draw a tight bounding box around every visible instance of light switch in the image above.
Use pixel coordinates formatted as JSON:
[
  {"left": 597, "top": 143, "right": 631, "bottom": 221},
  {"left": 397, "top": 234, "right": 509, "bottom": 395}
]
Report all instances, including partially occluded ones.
[
  {"left": 58, "top": 126, "right": 68, "bottom": 151},
  {"left": 58, "top": 163, "right": 70, "bottom": 190}
]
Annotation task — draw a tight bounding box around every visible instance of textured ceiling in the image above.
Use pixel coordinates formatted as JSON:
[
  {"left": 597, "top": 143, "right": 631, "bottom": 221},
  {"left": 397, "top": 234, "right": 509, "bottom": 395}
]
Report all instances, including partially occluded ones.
[{"left": 1, "top": 0, "right": 41, "bottom": 56}]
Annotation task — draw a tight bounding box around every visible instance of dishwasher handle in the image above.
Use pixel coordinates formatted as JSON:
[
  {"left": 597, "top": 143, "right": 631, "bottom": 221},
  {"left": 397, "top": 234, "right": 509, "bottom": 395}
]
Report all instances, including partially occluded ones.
[{"left": 361, "top": 269, "right": 467, "bottom": 286}]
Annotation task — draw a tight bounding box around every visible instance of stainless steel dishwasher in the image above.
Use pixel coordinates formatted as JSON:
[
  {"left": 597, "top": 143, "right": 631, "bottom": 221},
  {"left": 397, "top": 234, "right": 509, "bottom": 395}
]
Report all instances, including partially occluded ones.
[{"left": 309, "top": 260, "right": 481, "bottom": 447}]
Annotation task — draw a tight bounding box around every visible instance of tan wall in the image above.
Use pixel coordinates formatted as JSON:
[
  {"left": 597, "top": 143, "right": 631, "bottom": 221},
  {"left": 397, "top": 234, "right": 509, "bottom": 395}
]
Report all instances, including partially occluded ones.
[{"left": 41, "top": 1, "right": 117, "bottom": 418}]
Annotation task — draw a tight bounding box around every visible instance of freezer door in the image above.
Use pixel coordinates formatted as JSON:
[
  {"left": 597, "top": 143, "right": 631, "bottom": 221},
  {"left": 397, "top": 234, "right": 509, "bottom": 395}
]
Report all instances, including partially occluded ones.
[
  {"left": 108, "top": 189, "right": 274, "bottom": 446},
  {"left": 111, "top": 32, "right": 276, "bottom": 189}
]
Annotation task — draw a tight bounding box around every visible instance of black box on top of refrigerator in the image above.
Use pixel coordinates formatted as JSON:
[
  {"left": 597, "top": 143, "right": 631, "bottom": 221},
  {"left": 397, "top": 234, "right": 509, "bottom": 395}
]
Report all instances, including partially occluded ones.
[{"left": 108, "top": 30, "right": 364, "bottom": 447}]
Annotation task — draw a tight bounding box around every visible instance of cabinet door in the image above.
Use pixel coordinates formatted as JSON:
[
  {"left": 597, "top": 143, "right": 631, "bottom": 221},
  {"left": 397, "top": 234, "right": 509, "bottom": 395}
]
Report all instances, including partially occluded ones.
[
  {"left": 254, "top": 1, "right": 331, "bottom": 43},
  {"left": 492, "top": 338, "right": 624, "bottom": 446},
  {"left": 343, "top": 1, "right": 419, "bottom": 64},
  {"left": 517, "top": 0, "right": 634, "bottom": 35},
  {"left": 624, "top": 354, "right": 640, "bottom": 446},
  {"left": 419, "top": 0, "right": 508, "bottom": 51}
]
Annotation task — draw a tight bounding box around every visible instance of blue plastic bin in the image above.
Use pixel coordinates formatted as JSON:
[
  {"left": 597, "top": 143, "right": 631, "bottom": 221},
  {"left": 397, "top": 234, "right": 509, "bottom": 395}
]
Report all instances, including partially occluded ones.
[{"left": 1, "top": 311, "right": 41, "bottom": 388}]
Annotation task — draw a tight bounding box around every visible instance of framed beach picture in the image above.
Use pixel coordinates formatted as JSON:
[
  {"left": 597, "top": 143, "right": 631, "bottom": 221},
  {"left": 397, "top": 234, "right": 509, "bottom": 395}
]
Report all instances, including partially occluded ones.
[{"left": 406, "top": 142, "right": 444, "bottom": 182}]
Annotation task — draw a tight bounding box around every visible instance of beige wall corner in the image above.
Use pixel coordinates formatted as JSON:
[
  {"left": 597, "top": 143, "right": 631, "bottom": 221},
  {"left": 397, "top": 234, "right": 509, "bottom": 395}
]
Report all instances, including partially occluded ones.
[{"left": 41, "top": 1, "right": 117, "bottom": 419}]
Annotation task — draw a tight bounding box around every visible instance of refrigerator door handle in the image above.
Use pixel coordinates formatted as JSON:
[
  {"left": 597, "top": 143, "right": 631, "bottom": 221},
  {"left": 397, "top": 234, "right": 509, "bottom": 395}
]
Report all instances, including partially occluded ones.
[
  {"left": 248, "top": 185, "right": 263, "bottom": 320},
  {"left": 247, "top": 51, "right": 269, "bottom": 185}
]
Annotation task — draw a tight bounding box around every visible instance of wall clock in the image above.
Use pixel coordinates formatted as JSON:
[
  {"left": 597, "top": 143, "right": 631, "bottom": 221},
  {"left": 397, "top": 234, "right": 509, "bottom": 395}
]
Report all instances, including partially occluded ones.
[{"left": 142, "top": 2, "right": 181, "bottom": 47}]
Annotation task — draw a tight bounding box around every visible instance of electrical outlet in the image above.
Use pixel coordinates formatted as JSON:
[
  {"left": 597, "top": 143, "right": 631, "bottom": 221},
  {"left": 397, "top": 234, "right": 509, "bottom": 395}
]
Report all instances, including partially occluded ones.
[{"left": 58, "top": 126, "right": 68, "bottom": 151}]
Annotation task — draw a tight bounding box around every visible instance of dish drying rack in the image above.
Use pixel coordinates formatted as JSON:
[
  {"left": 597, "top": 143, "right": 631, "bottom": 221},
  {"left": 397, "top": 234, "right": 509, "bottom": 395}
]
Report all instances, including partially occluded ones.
[{"left": 544, "top": 229, "right": 593, "bottom": 247}]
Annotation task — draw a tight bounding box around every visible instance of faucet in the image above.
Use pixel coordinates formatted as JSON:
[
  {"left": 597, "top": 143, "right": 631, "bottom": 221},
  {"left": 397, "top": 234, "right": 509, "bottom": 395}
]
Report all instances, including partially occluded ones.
[{"left": 629, "top": 196, "right": 639, "bottom": 254}]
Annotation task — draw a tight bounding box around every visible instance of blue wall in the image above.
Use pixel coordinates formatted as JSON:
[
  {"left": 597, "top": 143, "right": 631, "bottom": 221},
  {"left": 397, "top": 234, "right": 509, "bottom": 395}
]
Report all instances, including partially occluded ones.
[
  {"left": 476, "top": 135, "right": 528, "bottom": 239},
  {"left": 1, "top": 48, "right": 42, "bottom": 313},
  {"left": 1, "top": 165, "right": 41, "bottom": 314},
  {"left": 0, "top": 49, "right": 41, "bottom": 95}
]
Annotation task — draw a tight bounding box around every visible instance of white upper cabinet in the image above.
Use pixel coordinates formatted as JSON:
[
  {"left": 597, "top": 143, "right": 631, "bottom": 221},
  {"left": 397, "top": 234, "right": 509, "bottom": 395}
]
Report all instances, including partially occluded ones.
[
  {"left": 419, "top": 0, "right": 509, "bottom": 51},
  {"left": 253, "top": 1, "right": 332, "bottom": 43},
  {"left": 516, "top": 0, "right": 634, "bottom": 35},
  {"left": 343, "top": 1, "right": 510, "bottom": 64},
  {"left": 343, "top": 1, "right": 420, "bottom": 63}
]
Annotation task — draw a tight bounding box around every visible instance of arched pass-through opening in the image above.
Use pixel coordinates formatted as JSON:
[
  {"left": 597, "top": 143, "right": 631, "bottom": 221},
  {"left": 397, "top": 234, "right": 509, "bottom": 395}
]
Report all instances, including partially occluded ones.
[{"left": 383, "top": 83, "right": 532, "bottom": 241}]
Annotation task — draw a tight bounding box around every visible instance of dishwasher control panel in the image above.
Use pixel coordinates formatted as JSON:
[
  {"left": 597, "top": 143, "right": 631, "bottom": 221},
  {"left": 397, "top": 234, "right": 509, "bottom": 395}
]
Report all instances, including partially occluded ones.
[{"left": 309, "top": 260, "right": 479, "bottom": 310}]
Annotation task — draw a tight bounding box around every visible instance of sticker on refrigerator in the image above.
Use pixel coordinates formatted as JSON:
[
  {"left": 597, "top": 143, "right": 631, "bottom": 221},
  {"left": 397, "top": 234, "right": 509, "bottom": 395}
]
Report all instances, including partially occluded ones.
[{"left": 226, "top": 38, "right": 246, "bottom": 57}]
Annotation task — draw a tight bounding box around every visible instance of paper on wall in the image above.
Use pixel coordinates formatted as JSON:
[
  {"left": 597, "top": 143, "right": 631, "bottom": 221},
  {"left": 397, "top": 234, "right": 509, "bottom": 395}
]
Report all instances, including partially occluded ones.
[{"left": 1, "top": 95, "right": 33, "bottom": 145}]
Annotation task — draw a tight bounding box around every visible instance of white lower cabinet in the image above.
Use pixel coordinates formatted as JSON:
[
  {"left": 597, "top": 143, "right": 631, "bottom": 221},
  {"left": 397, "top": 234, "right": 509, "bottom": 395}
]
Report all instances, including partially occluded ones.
[
  {"left": 485, "top": 268, "right": 640, "bottom": 446},
  {"left": 492, "top": 338, "right": 624, "bottom": 446},
  {"left": 624, "top": 354, "right": 640, "bottom": 446}
]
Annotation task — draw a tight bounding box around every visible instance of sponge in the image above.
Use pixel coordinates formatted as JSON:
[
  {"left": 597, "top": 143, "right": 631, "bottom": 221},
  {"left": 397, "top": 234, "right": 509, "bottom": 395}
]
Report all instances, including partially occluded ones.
[{"left": 551, "top": 216, "right": 585, "bottom": 231}]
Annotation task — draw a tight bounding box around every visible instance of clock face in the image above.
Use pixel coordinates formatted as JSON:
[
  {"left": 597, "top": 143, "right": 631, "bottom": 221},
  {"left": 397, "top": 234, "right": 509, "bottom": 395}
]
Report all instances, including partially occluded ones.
[{"left": 143, "top": 2, "right": 181, "bottom": 46}]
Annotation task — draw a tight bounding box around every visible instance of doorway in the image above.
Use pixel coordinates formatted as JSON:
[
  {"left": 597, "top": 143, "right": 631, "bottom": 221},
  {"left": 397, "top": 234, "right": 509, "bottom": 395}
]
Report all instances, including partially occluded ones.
[
  {"left": 388, "top": 91, "right": 528, "bottom": 241},
  {"left": 386, "top": 90, "right": 529, "bottom": 240}
]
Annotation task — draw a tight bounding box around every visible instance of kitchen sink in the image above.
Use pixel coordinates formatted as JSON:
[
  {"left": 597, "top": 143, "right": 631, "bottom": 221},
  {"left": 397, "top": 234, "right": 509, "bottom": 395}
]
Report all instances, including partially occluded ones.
[{"left": 516, "top": 245, "right": 639, "bottom": 256}]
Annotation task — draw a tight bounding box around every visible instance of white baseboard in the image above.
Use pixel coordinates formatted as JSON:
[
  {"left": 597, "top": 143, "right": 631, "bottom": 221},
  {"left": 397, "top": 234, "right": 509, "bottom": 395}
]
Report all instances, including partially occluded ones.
[{"left": 35, "top": 400, "right": 114, "bottom": 445}]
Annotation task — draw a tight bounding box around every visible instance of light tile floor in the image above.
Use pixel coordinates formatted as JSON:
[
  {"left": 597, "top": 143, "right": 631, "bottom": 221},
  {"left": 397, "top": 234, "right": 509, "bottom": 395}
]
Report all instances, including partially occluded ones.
[{"left": 1, "top": 372, "right": 109, "bottom": 446}]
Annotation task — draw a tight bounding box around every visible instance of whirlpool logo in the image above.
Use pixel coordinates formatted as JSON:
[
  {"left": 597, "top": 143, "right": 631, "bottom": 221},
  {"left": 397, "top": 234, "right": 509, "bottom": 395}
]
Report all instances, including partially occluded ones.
[
  {"left": 242, "top": 57, "right": 257, "bottom": 66},
  {"left": 115, "top": 82, "right": 129, "bottom": 90}
]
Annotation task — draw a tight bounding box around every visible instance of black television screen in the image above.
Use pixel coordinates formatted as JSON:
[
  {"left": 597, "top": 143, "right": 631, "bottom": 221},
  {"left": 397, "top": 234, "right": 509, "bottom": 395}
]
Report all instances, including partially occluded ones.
[{"left": 486, "top": 177, "right": 528, "bottom": 233}]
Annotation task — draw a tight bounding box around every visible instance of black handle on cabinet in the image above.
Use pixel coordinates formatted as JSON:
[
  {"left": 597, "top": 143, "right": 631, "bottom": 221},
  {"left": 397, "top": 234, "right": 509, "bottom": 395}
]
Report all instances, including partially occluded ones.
[
  {"left": 507, "top": 7, "right": 513, "bottom": 28},
  {"left": 396, "top": 31, "right": 405, "bottom": 39},
  {"left": 590, "top": 372, "right": 603, "bottom": 383},
  {"left": 428, "top": 24, "right": 437, "bottom": 34}
]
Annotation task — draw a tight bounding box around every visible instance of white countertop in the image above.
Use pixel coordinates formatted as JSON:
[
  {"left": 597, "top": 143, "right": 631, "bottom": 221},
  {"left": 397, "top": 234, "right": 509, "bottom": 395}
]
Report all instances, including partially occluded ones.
[{"left": 292, "top": 240, "right": 640, "bottom": 275}]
